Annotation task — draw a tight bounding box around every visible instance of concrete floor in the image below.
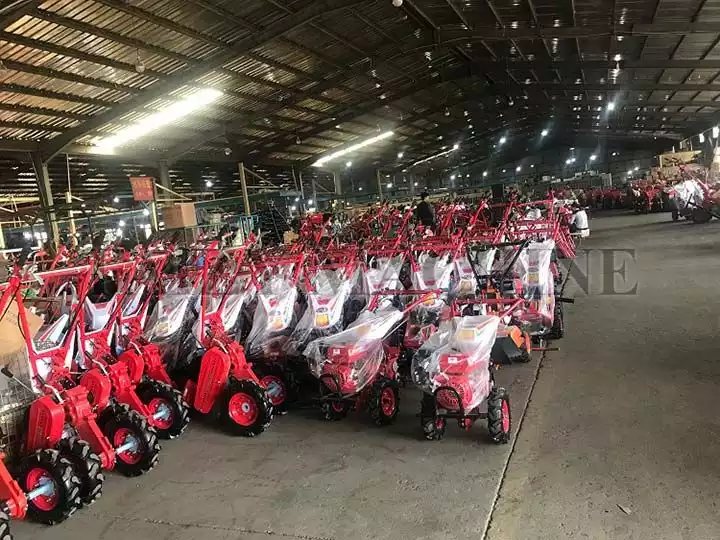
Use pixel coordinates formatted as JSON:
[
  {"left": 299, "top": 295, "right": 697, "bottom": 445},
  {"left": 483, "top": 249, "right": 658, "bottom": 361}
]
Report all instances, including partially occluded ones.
[{"left": 16, "top": 212, "right": 720, "bottom": 540}]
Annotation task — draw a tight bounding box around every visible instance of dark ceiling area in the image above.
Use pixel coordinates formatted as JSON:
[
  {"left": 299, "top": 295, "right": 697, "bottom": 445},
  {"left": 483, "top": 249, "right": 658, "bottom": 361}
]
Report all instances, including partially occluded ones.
[{"left": 0, "top": 0, "right": 718, "bottom": 198}]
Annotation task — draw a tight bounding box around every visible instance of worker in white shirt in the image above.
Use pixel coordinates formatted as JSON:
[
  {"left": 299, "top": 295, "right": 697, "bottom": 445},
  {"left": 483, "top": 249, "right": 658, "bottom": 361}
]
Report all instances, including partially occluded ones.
[{"left": 569, "top": 204, "right": 590, "bottom": 237}]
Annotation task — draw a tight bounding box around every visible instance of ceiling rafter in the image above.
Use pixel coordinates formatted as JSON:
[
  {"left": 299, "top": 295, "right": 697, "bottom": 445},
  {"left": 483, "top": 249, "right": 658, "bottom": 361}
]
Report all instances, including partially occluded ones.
[{"left": 40, "top": 0, "right": 366, "bottom": 161}]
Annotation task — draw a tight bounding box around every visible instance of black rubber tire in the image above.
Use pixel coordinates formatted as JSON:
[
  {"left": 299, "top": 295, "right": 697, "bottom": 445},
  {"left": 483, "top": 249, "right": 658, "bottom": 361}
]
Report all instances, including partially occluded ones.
[
  {"left": 321, "top": 400, "right": 350, "bottom": 421},
  {"left": 420, "top": 394, "right": 445, "bottom": 441},
  {"left": 221, "top": 378, "right": 272, "bottom": 437},
  {"left": 547, "top": 301, "right": 565, "bottom": 340},
  {"left": 252, "top": 363, "right": 289, "bottom": 415},
  {"left": 102, "top": 406, "right": 161, "bottom": 477},
  {"left": 17, "top": 449, "right": 82, "bottom": 524},
  {"left": 55, "top": 437, "right": 104, "bottom": 506},
  {"left": 691, "top": 207, "right": 712, "bottom": 223},
  {"left": 136, "top": 379, "right": 191, "bottom": 440},
  {"left": 671, "top": 210, "right": 679, "bottom": 221},
  {"left": 0, "top": 511, "right": 12, "bottom": 540},
  {"left": 487, "top": 388, "right": 511, "bottom": 444},
  {"left": 368, "top": 378, "right": 400, "bottom": 426}
]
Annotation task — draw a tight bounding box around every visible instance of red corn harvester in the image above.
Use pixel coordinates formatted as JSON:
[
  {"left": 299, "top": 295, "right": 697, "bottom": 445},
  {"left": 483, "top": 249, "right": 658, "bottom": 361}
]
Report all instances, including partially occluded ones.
[
  {"left": 181, "top": 242, "right": 273, "bottom": 436},
  {"left": 304, "top": 291, "right": 438, "bottom": 425},
  {"left": 8, "top": 264, "right": 160, "bottom": 505},
  {"left": 76, "top": 255, "right": 190, "bottom": 441},
  {"left": 0, "top": 276, "right": 82, "bottom": 534}
]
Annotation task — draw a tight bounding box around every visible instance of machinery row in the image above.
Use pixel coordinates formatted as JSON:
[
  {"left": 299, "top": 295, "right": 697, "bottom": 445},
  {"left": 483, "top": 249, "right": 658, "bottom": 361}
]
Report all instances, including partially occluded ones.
[{"left": 0, "top": 195, "right": 577, "bottom": 539}]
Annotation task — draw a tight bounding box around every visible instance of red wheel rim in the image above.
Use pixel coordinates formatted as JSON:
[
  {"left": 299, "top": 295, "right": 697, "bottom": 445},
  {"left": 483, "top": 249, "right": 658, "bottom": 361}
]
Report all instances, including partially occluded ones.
[
  {"left": 260, "top": 375, "right": 286, "bottom": 407},
  {"left": 26, "top": 468, "right": 58, "bottom": 511},
  {"left": 148, "top": 397, "right": 174, "bottom": 430},
  {"left": 380, "top": 387, "right": 396, "bottom": 417},
  {"left": 114, "top": 427, "right": 143, "bottom": 465},
  {"left": 228, "top": 392, "right": 259, "bottom": 426},
  {"left": 501, "top": 399, "right": 510, "bottom": 433}
]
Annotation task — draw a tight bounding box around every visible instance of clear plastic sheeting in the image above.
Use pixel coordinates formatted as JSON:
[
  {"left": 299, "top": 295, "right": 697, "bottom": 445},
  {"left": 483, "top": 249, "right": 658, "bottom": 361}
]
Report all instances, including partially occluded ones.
[
  {"left": 670, "top": 179, "right": 706, "bottom": 208},
  {"left": 514, "top": 239, "right": 555, "bottom": 333},
  {"left": 144, "top": 285, "right": 199, "bottom": 371},
  {"left": 304, "top": 306, "right": 403, "bottom": 397},
  {"left": 412, "top": 315, "right": 499, "bottom": 412},
  {"left": 191, "top": 277, "right": 256, "bottom": 347},
  {"left": 361, "top": 256, "right": 404, "bottom": 305},
  {"left": 286, "top": 269, "right": 355, "bottom": 355},
  {"left": 410, "top": 254, "right": 454, "bottom": 308},
  {"left": 245, "top": 276, "right": 299, "bottom": 359}
]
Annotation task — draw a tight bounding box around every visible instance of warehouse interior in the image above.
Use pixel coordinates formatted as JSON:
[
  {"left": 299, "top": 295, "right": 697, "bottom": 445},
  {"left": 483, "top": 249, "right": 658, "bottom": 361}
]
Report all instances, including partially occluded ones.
[{"left": 0, "top": 0, "right": 719, "bottom": 539}]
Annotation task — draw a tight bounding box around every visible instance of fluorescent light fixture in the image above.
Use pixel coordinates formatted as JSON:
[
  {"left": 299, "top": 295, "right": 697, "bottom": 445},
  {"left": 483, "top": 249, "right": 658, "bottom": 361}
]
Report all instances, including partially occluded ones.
[
  {"left": 295, "top": 197, "right": 300, "bottom": 202},
  {"left": 409, "top": 144, "right": 459, "bottom": 167},
  {"left": 359, "top": 186, "right": 363, "bottom": 191},
  {"left": 607, "top": 101, "right": 616, "bottom": 111},
  {"left": 307, "top": 199, "right": 313, "bottom": 205},
  {"left": 143, "top": 208, "right": 150, "bottom": 216},
  {"left": 450, "top": 174, "right": 456, "bottom": 180},
  {"left": 590, "top": 154, "right": 597, "bottom": 161},
  {"left": 499, "top": 136, "right": 507, "bottom": 145},
  {"left": 627, "top": 169, "right": 633, "bottom": 175},
  {"left": 700, "top": 133, "right": 706, "bottom": 143},
  {"left": 206, "top": 180, "right": 213, "bottom": 187},
  {"left": 541, "top": 129, "right": 549, "bottom": 137},
  {"left": 453, "top": 143, "right": 460, "bottom": 150},
  {"left": 95, "top": 88, "right": 222, "bottom": 149},
  {"left": 387, "top": 183, "right": 393, "bottom": 188},
  {"left": 290, "top": 205, "right": 297, "bottom": 211},
  {"left": 113, "top": 196, "right": 120, "bottom": 203},
  {"left": 346, "top": 161, "right": 352, "bottom": 168},
  {"left": 397, "top": 152, "right": 404, "bottom": 159},
  {"left": 714, "top": 126, "right": 719, "bottom": 139},
  {"left": 634, "top": 166, "right": 639, "bottom": 171},
  {"left": 483, "top": 171, "right": 488, "bottom": 177},
  {"left": 118, "top": 220, "right": 126, "bottom": 227},
  {"left": 313, "top": 131, "right": 394, "bottom": 167},
  {"left": 516, "top": 165, "right": 521, "bottom": 172}
]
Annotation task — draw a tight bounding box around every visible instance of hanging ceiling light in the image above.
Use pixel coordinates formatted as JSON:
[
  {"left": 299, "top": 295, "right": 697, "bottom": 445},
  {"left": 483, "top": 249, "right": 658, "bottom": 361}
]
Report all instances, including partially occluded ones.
[
  {"left": 313, "top": 131, "right": 394, "bottom": 167},
  {"left": 95, "top": 88, "right": 222, "bottom": 149}
]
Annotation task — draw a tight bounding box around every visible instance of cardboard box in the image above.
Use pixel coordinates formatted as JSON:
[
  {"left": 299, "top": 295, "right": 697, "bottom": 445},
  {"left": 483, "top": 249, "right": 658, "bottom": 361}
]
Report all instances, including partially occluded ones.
[{"left": 162, "top": 203, "right": 197, "bottom": 229}]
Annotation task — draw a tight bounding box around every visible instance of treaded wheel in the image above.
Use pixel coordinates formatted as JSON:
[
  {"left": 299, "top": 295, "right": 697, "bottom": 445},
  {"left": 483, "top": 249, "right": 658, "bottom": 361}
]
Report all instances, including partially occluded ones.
[
  {"left": 102, "top": 407, "right": 161, "bottom": 477},
  {"left": 0, "top": 510, "right": 12, "bottom": 540},
  {"left": 368, "top": 378, "right": 399, "bottom": 426},
  {"left": 420, "top": 394, "right": 445, "bottom": 441},
  {"left": 252, "top": 363, "right": 289, "bottom": 415},
  {"left": 547, "top": 301, "right": 564, "bottom": 340},
  {"left": 691, "top": 207, "right": 712, "bottom": 223},
  {"left": 321, "top": 400, "right": 350, "bottom": 421},
  {"left": 55, "top": 437, "right": 104, "bottom": 506},
  {"left": 487, "top": 388, "right": 511, "bottom": 444},
  {"left": 17, "top": 449, "right": 82, "bottom": 524},
  {"left": 221, "top": 378, "right": 272, "bottom": 437},
  {"left": 136, "top": 379, "right": 191, "bottom": 439}
]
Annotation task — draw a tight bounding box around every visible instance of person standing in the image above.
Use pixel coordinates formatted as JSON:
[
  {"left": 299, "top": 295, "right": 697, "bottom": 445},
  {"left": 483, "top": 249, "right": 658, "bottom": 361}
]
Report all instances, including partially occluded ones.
[{"left": 415, "top": 191, "right": 435, "bottom": 228}]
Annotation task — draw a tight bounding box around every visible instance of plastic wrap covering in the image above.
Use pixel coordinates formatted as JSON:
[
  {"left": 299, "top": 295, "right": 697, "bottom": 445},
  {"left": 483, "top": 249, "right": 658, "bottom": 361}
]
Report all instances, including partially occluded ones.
[
  {"left": 191, "top": 277, "right": 255, "bottom": 347},
  {"left": 304, "top": 306, "right": 403, "bottom": 397},
  {"left": 144, "top": 285, "right": 199, "bottom": 371},
  {"left": 671, "top": 179, "right": 705, "bottom": 208},
  {"left": 410, "top": 254, "right": 454, "bottom": 308},
  {"left": 362, "top": 256, "right": 404, "bottom": 305},
  {"left": 245, "top": 277, "right": 299, "bottom": 360},
  {"left": 412, "top": 315, "right": 499, "bottom": 412},
  {"left": 514, "top": 240, "right": 555, "bottom": 333},
  {"left": 286, "top": 270, "right": 354, "bottom": 355}
]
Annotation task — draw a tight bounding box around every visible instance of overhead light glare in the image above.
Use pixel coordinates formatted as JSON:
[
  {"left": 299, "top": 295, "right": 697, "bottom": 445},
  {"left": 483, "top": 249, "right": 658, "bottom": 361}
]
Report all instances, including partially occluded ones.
[
  {"left": 541, "top": 129, "right": 549, "bottom": 137},
  {"left": 95, "top": 88, "right": 222, "bottom": 149},
  {"left": 313, "top": 131, "right": 394, "bottom": 167},
  {"left": 607, "top": 101, "right": 616, "bottom": 111}
]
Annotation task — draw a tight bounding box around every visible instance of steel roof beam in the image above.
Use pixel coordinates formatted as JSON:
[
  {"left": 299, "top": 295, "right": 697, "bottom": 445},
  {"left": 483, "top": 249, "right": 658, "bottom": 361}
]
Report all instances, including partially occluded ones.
[
  {"left": 40, "top": 0, "right": 363, "bottom": 162},
  {"left": 438, "top": 23, "right": 720, "bottom": 42}
]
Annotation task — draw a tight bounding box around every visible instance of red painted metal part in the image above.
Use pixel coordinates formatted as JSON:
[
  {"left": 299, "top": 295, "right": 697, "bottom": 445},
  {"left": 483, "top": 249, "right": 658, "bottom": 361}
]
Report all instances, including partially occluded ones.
[
  {"left": 25, "top": 397, "right": 65, "bottom": 454},
  {"left": 193, "top": 347, "right": 232, "bottom": 414},
  {"left": 0, "top": 456, "right": 27, "bottom": 519}
]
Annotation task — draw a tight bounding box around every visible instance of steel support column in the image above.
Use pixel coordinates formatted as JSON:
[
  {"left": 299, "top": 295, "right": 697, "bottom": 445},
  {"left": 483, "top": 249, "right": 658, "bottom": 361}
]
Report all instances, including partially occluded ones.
[
  {"left": 158, "top": 159, "right": 172, "bottom": 193},
  {"left": 238, "top": 162, "right": 251, "bottom": 216},
  {"left": 376, "top": 169, "right": 384, "bottom": 201},
  {"left": 333, "top": 171, "right": 342, "bottom": 195},
  {"left": 31, "top": 152, "right": 59, "bottom": 246}
]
